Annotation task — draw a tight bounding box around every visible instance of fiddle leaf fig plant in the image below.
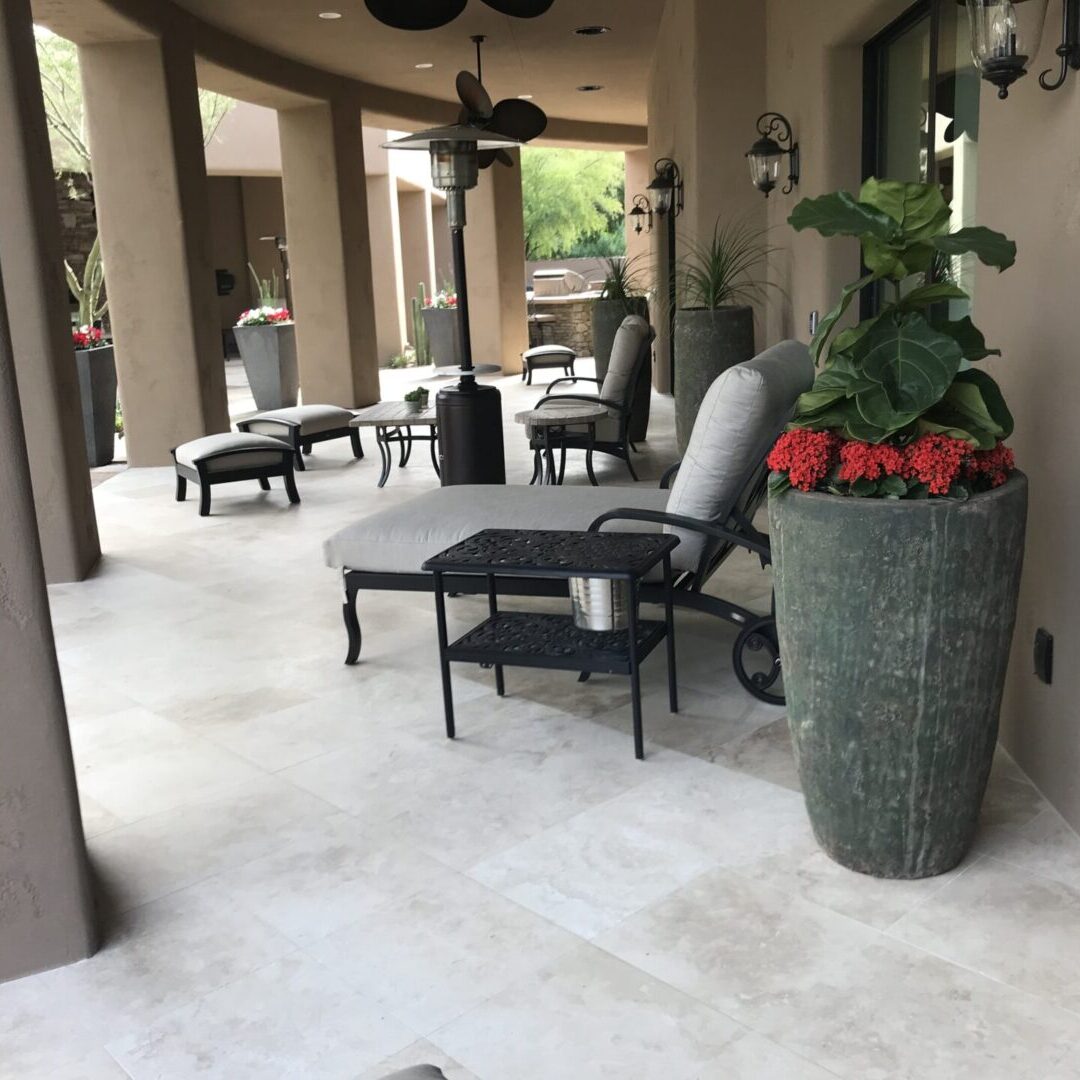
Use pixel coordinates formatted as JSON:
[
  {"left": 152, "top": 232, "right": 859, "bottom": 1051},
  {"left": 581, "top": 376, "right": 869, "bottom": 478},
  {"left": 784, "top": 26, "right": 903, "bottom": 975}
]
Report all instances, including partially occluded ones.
[{"left": 786, "top": 178, "right": 1016, "bottom": 450}]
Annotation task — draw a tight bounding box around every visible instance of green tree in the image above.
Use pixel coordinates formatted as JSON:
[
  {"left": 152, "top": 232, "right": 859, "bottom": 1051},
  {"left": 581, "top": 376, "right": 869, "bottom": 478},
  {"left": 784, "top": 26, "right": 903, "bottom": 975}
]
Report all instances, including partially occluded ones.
[{"left": 521, "top": 147, "right": 626, "bottom": 260}]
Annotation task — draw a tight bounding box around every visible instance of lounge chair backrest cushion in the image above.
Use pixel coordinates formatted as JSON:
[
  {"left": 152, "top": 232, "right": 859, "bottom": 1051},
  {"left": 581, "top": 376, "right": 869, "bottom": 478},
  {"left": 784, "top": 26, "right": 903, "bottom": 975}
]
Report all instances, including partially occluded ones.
[
  {"left": 665, "top": 339, "right": 815, "bottom": 564},
  {"left": 599, "top": 315, "right": 652, "bottom": 408}
]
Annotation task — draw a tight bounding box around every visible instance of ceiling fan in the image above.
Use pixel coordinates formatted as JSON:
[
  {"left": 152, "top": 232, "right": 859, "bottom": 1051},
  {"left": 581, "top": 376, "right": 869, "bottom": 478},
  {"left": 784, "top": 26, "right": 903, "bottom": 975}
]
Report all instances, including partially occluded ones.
[{"left": 364, "top": 0, "right": 554, "bottom": 32}]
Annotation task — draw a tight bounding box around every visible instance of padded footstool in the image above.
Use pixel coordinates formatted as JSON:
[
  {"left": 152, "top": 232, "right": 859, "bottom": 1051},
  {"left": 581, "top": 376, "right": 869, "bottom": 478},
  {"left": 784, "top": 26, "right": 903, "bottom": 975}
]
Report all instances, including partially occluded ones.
[
  {"left": 172, "top": 433, "right": 300, "bottom": 517},
  {"left": 521, "top": 345, "right": 577, "bottom": 385},
  {"left": 236, "top": 404, "right": 363, "bottom": 470}
]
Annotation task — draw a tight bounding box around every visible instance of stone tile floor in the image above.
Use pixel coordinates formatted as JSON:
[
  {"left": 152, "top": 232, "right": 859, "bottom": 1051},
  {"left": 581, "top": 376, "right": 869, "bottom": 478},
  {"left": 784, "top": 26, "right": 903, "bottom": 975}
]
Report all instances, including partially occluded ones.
[{"left": 8, "top": 361, "right": 1080, "bottom": 1078}]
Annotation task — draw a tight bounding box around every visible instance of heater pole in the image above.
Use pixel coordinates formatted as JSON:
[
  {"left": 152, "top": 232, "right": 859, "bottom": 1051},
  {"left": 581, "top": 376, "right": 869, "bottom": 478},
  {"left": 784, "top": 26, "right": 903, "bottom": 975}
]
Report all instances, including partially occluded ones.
[{"left": 448, "top": 190, "right": 474, "bottom": 376}]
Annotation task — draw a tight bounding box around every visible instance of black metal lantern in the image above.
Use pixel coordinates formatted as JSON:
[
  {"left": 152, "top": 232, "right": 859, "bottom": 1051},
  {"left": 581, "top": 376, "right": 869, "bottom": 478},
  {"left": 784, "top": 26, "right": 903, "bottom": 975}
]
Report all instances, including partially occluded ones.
[
  {"left": 746, "top": 113, "right": 799, "bottom": 197},
  {"left": 965, "top": 0, "right": 1080, "bottom": 97},
  {"left": 647, "top": 159, "right": 683, "bottom": 217},
  {"left": 628, "top": 194, "right": 653, "bottom": 235}
]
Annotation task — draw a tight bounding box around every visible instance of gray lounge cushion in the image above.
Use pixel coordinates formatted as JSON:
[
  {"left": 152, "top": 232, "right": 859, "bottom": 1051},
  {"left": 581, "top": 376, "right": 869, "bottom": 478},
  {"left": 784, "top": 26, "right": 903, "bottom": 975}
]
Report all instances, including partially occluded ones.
[
  {"left": 664, "top": 339, "right": 814, "bottom": 564},
  {"left": 241, "top": 404, "right": 356, "bottom": 437},
  {"left": 173, "top": 432, "right": 288, "bottom": 474},
  {"left": 379, "top": 1068, "right": 448, "bottom": 1080},
  {"left": 324, "top": 484, "right": 672, "bottom": 574}
]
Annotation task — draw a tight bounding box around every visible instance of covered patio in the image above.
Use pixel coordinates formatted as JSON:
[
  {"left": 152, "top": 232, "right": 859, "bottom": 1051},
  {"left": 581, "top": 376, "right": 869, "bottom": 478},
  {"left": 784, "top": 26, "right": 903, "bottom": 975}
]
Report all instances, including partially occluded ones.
[{"left": 4, "top": 0, "right": 1080, "bottom": 1076}]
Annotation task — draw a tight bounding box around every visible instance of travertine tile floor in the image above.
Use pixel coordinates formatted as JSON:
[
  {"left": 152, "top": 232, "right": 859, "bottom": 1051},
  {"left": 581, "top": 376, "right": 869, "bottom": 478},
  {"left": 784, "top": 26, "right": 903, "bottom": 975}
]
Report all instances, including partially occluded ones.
[{"left": 8, "top": 362, "right": 1080, "bottom": 1078}]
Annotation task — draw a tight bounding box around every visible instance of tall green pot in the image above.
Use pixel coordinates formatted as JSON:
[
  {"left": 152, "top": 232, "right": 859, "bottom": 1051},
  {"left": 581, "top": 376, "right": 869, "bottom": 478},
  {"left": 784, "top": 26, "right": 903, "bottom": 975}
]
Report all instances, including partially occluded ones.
[
  {"left": 769, "top": 475, "right": 1028, "bottom": 878},
  {"left": 592, "top": 297, "right": 651, "bottom": 443}
]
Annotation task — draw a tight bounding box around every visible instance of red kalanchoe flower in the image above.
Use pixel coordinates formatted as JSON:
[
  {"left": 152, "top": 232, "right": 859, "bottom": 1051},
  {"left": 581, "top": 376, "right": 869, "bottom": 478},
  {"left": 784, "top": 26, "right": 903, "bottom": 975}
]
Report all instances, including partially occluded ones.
[
  {"left": 72, "top": 325, "right": 103, "bottom": 349},
  {"left": 837, "top": 441, "right": 906, "bottom": 483},
  {"left": 768, "top": 429, "right": 841, "bottom": 491},
  {"left": 965, "top": 441, "right": 1015, "bottom": 488},
  {"left": 903, "top": 434, "right": 969, "bottom": 495}
]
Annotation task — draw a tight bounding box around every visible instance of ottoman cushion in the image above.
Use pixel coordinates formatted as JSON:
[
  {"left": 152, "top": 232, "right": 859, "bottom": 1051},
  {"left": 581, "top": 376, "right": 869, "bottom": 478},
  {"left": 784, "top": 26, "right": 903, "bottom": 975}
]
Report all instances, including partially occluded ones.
[
  {"left": 324, "top": 484, "right": 673, "bottom": 575},
  {"left": 174, "top": 433, "right": 288, "bottom": 474},
  {"left": 524, "top": 345, "right": 576, "bottom": 363},
  {"left": 242, "top": 404, "right": 356, "bottom": 437}
]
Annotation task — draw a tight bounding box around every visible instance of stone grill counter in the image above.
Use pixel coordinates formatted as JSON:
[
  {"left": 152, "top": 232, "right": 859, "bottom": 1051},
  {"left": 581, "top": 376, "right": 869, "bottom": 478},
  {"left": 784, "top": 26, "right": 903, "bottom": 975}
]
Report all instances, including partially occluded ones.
[{"left": 529, "top": 293, "right": 599, "bottom": 356}]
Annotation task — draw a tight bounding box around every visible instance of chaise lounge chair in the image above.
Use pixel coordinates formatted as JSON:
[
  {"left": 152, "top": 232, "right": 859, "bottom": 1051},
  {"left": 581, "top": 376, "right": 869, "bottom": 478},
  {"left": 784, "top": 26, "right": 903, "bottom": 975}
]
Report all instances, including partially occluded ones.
[{"left": 324, "top": 340, "right": 814, "bottom": 704}]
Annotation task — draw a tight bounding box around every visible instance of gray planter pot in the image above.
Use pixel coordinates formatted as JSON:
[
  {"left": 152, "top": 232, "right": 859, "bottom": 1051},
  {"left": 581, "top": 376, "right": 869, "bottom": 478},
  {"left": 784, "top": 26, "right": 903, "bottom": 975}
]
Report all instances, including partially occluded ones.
[
  {"left": 234, "top": 323, "right": 298, "bottom": 411},
  {"left": 769, "top": 474, "right": 1028, "bottom": 878},
  {"left": 422, "top": 307, "right": 463, "bottom": 369},
  {"left": 74, "top": 344, "right": 117, "bottom": 468},
  {"left": 592, "top": 297, "right": 651, "bottom": 443},
  {"left": 673, "top": 306, "right": 754, "bottom": 455}
]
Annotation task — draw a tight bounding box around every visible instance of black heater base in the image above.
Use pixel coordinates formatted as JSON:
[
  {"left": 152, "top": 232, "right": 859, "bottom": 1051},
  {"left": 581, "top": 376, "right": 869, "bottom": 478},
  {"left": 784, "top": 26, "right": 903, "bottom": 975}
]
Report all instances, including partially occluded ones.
[{"left": 436, "top": 379, "right": 506, "bottom": 486}]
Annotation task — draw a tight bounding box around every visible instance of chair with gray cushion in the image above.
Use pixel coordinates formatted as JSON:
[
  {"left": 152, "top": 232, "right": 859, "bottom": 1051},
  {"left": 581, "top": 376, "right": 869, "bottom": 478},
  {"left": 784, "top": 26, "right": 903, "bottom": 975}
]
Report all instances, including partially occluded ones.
[
  {"left": 525, "top": 315, "right": 654, "bottom": 483},
  {"left": 521, "top": 344, "right": 577, "bottom": 384},
  {"left": 172, "top": 432, "right": 300, "bottom": 517},
  {"left": 236, "top": 404, "right": 363, "bottom": 470},
  {"left": 325, "top": 340, "right": 814, "bottom": 702}
]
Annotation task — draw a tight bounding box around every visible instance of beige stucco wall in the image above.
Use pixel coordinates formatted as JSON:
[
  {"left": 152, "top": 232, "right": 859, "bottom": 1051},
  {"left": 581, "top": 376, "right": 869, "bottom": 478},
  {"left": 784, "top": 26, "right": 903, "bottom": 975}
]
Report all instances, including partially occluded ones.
[
  {"left": 239, "top": 176, "right": 287, "bottom": 299},
  {"left": 753, "top": 0, "right": 1080, "bottom": 829},
  {"left": 207, "top": 177, "right": 251, "bottom": 327}
]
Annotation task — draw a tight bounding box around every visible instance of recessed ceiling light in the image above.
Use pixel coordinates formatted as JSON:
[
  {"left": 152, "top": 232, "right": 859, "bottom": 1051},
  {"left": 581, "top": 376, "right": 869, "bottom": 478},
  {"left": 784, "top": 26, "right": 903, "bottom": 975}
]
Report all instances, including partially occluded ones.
[
  {"left": 318, "top": 11, "right": 342, "bottom": 18},
  {"left": 574, "top": 25, "right": 611, "bottom": 36},
  {"left": 517, "top": 93, "right": 534, "bottom": 100},
  {"left": 577, "top": 84, "right": 605, "bottom": 92},
  {"left": 415, "top": 62, "right": 434, "bottom": 69}
]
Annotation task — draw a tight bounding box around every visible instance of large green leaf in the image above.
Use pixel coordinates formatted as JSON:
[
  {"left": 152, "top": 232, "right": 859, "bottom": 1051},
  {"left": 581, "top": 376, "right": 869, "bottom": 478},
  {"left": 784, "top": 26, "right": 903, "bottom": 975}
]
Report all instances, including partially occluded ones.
[
  {"left": 895, "top": 283, "right": 970, "bottom": 310},
  {"left": 942, "top": 368, "right": 1014, "bottom": 439},
  {"left": 809, "top": 272, "right": 879, "bottom": 365},
  {"left": 930, "top": 315, "right": 1001, "bottom": 362},
  {"left": 853, "top": 312, "right": 963, "bottom": 416},
  {"left": 788, "top": 192, "right": 897, "bottom": 241},
  {"left": 862, "top": 238, "right": 936, "bottom": 280},
  {"left": 932, "top": 227, "right": 1016, "bottom": 272},
  {"left": 917, "top": 412, "right": 997, "bottom": 450},
  {"left": 859, "top": 179, "right": 952, "bottom": 241}
]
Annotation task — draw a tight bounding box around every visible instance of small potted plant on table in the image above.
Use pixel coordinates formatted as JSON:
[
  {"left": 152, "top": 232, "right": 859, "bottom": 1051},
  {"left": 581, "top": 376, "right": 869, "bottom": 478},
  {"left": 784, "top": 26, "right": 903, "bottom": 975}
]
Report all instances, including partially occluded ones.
[
  {"left": 404, "top": 387, "right": 429, "bottom": 413},
  {"left": 768, "top": 179, "right": 1026, "bottom": 880}
]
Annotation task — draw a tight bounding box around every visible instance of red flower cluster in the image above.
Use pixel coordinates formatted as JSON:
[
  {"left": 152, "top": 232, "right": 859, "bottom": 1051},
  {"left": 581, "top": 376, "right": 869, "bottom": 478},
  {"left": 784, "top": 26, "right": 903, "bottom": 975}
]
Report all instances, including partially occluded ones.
[
  {"left": 72, "top": 325, "right": 105, "bottom": 349},
  {"left": 837, "top": 441, "right": 905, "bottom": 483},
  {"left": 904, "top": 434, "right": 970, "bottom": 495},
  {"left": 767, "top": 429, "right": 841, "bottom": 491},
  {"left": 964, "top": 441, "right": 1015, "bottom": 489},
  {"left": 770, "top": 429, "right": 1016, "bottom": 497}
]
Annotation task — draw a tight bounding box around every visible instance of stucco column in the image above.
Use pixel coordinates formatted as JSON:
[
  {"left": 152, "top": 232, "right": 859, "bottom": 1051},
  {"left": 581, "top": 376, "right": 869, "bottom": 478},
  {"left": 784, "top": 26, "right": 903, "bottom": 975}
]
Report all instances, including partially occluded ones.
[
  {"left": 365, "top": 174, "right": 407, "bottom": 366},
  {"left": 278, "top": 99, "right": 380, "bottom": 406},
  {"left": 79, "top": 37, "right": 229, "bottom": 466},
  {"left": 463, "top": 156, "right": 528, "bottom": 375},
  {"left": 0, "top": 0, "right": 100, "bottom": 582},
  {"left": 0, "top": 264, "right": 97, "bottom": 984},
  {"left": 398, "top": 188, "right": 436, "bottom": 340}
]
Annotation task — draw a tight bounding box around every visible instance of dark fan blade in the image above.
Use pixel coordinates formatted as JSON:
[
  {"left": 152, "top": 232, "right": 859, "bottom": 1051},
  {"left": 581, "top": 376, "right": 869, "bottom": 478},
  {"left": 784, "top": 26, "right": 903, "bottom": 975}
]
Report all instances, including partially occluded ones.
[
  {"left": 481, "top": 0, "right": 555, "bottom": 17},
  {"left": 478, "top": 149, "right": 516, "bottom": 169},
  {"left": 364, "top": 0, "right": 466, "bottom": 31},
  {"left": 490, "top": 98, "right": 547, "bottom": 142},
  {"left": 456, "top": 71, "right": 494, "bottom": 120}
]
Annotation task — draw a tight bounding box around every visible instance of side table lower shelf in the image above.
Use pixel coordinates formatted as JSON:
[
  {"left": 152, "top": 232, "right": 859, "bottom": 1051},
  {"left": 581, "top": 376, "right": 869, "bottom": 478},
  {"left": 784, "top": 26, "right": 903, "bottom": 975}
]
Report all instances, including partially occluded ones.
[{"left": 446, "top": 611, "right": 668, "bottom": 676}]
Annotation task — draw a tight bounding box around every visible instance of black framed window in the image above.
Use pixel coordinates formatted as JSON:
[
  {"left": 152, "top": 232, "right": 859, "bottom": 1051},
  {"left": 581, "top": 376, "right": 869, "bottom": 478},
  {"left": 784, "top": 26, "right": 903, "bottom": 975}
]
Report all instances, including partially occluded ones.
[{"left": 862, "top": 0, "right": 981, "bottom": 317}]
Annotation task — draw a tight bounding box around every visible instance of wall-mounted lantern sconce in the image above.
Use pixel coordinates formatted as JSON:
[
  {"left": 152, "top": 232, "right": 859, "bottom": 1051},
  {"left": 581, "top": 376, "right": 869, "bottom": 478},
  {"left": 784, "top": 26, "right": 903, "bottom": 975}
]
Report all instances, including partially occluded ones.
[
  {"left": 965, "top": 0, "right": 1080, "bottom": 98},
  {"left": 628, "top": 194, "right": 653, "bottom": 235},
  {"left": 746, "top": 112, "right": 800, "bottom": 197},
  {"left": 647, "top": 158, "right": 684, "bottom": 217}
]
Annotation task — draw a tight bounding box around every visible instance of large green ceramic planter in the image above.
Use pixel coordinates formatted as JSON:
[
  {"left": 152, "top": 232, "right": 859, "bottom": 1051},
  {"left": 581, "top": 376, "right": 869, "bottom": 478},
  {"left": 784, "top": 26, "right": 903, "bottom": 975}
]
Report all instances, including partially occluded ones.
[
  {"left": 769, "top": 474, "right": 1028, "bottom": 878},
  {"left": 592, "top": 297, "right": 651, "bottom": 443},
  {"left": 673, "top": 306, "right": 754, "bottom": 454}
]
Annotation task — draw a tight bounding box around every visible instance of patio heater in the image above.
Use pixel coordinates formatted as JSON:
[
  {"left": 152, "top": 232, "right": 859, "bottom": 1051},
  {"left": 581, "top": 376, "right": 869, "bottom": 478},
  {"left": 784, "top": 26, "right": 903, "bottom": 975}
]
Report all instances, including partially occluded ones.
[{"left": 385, "top": 123, "right": 522, "bottom": 485}]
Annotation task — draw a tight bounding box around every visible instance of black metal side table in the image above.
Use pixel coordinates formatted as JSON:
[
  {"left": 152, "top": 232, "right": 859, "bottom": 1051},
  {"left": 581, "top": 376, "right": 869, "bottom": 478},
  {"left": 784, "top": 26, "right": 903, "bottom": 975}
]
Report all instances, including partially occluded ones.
[{"left": 422, "top": 529, "right": 680, "bottom": 760}]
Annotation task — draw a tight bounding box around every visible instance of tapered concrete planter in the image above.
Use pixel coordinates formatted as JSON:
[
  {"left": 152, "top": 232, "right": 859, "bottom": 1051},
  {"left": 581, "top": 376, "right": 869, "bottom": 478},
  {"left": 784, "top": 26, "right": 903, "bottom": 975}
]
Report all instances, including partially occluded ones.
[
  {"left": 74, "top": 344, "right": 117, "bottom": 467},
  {"left": 234, "top": 324, "right": 299, "bottom": 411},
  {"left": 422, "top": 307, "right": 462, "bottom": 370},
  {"left": 592, "top": 297, "right": 651, "bottom": 442},
  {"left": 673, "top": 306, "right": 754, "bottom": 454},
  {"left": 769, "top": 474, "right": 1028, "bottom": 878}
]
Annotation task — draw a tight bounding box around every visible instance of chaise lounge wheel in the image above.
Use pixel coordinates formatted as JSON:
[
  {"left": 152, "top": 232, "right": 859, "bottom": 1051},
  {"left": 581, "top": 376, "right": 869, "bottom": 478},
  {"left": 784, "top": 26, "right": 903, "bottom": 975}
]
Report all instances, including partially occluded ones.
[{"left": 733, "top": 615, "right": 784, "bottom": 706}]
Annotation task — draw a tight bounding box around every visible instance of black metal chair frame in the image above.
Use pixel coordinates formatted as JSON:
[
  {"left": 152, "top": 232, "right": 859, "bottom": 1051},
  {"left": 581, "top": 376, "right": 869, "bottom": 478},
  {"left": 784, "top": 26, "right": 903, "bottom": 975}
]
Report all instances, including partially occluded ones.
[
  {"left": 527, "top": 328, "right": 655, "bottom": 483},
  {"left": 338, "top": 453, "right": 784, "bottom": 704},
  {"left": 171, "top": 444, "right": 301, "bottom": 517},
  {"left": 521, "top": 349, "right": 577, "bottom": 385},
  {"left": 235, "top": 417, "right": 364, "bottom": 472}
]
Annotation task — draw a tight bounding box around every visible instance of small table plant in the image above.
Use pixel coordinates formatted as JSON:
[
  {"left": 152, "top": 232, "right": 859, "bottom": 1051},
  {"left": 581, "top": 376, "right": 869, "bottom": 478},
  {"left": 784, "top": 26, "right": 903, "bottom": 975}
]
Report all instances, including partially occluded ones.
[
  {"left": 767, "top": 178, "right": 1027, "bottom": 880},
  {"left": 404, "top": 387, "right": 429, "bottom": 412}
]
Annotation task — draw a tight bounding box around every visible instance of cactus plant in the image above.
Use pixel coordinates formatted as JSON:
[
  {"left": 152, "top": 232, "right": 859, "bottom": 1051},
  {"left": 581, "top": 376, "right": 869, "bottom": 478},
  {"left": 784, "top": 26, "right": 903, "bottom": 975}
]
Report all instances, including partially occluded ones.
[
  {"left": 64, "top": 233, "right": 108, "bottom": 326},
  {"left": 411, "top": 282, "right": 432, "bottom": 366}
]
